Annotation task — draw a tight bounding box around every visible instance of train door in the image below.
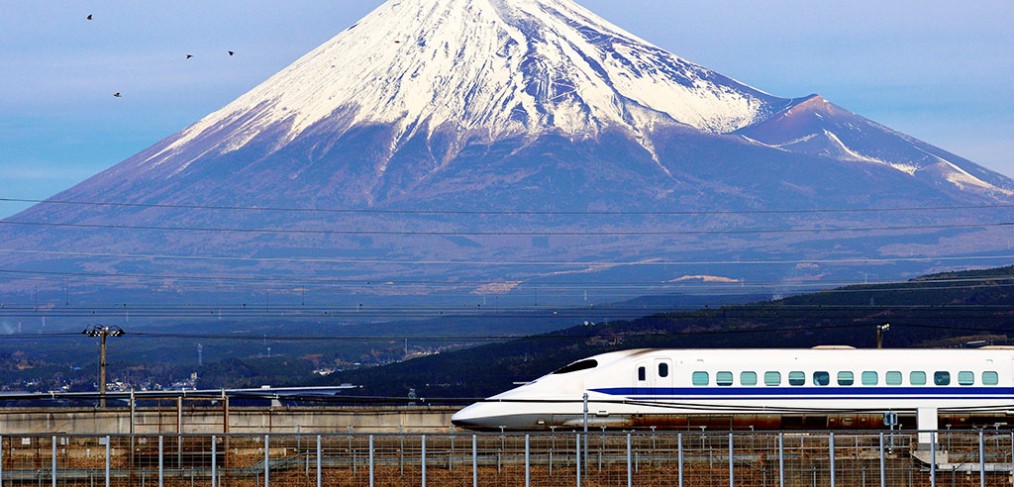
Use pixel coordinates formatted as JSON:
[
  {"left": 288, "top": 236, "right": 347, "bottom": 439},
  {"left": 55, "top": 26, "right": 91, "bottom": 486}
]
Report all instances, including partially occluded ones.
[{"left": 652, "top": 357, "right": 673, "bottom": 390}]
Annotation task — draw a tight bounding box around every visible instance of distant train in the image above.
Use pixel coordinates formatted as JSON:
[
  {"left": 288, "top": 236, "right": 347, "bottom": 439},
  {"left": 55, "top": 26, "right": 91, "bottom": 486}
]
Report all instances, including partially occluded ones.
[{"left": 451, "top": 347, "right": 1014, "bottom": 435}]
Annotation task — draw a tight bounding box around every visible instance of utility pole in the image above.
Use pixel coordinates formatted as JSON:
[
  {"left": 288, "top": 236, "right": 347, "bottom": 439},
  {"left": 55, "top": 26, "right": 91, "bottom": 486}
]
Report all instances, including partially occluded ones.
[
  {"left": 876, "top": 323, "right": 890, "bottom": 349},
  {"left": 82, "top": 325, "right": 125, "bottom": 407}
]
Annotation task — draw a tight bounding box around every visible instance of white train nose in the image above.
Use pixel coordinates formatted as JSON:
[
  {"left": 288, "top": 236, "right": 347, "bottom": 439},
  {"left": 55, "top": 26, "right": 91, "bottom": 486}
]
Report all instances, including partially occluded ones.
[
  {"left": 451, "top": 401, "right": 548, "bottom": 430},
  {"left": 451, "top": 401, "right": 515, "bottom": 429},
  {"left": 450, "top": 403, "right": 481, "bottom": 427}
]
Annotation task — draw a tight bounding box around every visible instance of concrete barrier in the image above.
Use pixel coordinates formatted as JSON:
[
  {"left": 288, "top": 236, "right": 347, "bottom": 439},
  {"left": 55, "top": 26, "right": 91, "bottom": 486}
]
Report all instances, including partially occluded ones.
[{"left": 0, "top": 406, "right": 459, "bottom": 435}]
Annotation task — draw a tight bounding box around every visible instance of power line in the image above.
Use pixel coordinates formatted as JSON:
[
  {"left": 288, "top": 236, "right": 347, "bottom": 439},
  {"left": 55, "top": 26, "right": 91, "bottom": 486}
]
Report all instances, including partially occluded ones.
[
  {"left": 3, "top": 272, "right": 1014, "bottom": 297},
  {"left": 3, "top": 197, "right": 1013, "bottom": 217},
  {"left": 2, "top": 299, "right": 1012, "bottom": 320},
  {"left": 2, "top": 219, "right": 1011, "bottom": 237},
  {"left": 1, "top": 266, "right": 1009, "bottom": 289},
  {"left": 2, "top": 247, "right": 1013, "bottom": 267},
  {"left": 8, "top": 321, "right": 1014, "bottom": 344}
]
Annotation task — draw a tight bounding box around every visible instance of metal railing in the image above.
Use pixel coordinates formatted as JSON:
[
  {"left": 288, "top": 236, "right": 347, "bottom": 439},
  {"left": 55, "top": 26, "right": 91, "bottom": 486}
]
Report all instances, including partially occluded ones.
[{"left": 1, "top": 430, "right": 1012, "bottom": 486}]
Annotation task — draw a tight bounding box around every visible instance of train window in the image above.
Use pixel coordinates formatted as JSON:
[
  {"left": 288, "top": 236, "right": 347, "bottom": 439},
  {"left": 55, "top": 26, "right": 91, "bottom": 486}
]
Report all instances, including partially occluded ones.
[
  {"left": 885, "top": 371, "right": 902, "bottom": 386},
  {"left": 910, "top": 371, "right": 927, "bottom": 385},
  {"left": 788, "top": 371, "right": 805, "bottom": 386},
  {"left": 741, "top": 371, "right": 758, "bottom": 386},
  {"left": 958, "top": 371, "right": 974, "bottom": 386},
  {"left": 813, "top": 371, "right": 830, "bottom": 386},
  {"left": 983, "top": 371, "right": 999, "bottom": 385},
  {"left": 716, "top": 371, "right": 733, "bottom": 386},
  {"left": 692, "top": 371, "right": 709, "bottom": 386},
  {"left": 764, "top": 371, "right": 781, "bottom": 386},
  {"left": 637, "top": 367, "right": 646, "bottom": 382},
  {"left": 837, "top": 371, "right": 854, "bottom": 386},
  {"left": 934, "top": 371, "right": 950, "bottom": 386},
  {"left": 553, "top": 360, "right": 598, "bottom": 375},
  {"left": 658, "top": 363, "right": 669, "bottom": 378},
  {"left": 861, "top": 371, "right": 878, "bottom": 385}
]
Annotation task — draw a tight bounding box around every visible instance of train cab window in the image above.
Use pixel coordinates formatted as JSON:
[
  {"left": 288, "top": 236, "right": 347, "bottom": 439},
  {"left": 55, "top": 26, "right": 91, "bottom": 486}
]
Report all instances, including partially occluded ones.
[
  {"left": 692, "top": 371, "right": 709, "bottom": 386},
  {"left": 716, "top": 371, "right": 733, "bottom": 386},
  {"left": 934, "top": 371, "right": 950, "bottom": 386},
  {"left": 658, "top": 363, "right": 670, "bottom": 378},
  {"left": 553, "top": 360, "right": 598, "bottom": 374},
  {"left": 885, "top": 371, "right": 902, "bottom": 386},
  {"left": 764, "top": 371, "right": 781, "bottom": 386},
  {"left": 813, "top": 371, "right": 830, "bottom": 386},
  {"left": 788, "top": 371, "right": 805, "bottom": 386},
  {"left": 958, "top": 371, "right": 974, "bottom": 386},
  {"left": 637, "top": 367, "right": 646, "bottom": 382},
  {"left": 983, "top": 371, "right": 999, "bottom": 385},
  {"left": 837, "top": 371, "right": 854, "bottom": 386},
  {"left": 910, "top": 371, "right": 927, "bottom": 385},
  {"left": 741, "top": 371, "right": 758, "bottom": 386},
  {"left": 861, "top": 371, "right": 878, "bottom": 385}
]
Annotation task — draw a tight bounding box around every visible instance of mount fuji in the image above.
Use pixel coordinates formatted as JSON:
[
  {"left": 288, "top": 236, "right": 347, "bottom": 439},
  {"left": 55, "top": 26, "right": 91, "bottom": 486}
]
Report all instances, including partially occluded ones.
[{"left": 2, "top": 0, "right": 1012, "bottom": 314}]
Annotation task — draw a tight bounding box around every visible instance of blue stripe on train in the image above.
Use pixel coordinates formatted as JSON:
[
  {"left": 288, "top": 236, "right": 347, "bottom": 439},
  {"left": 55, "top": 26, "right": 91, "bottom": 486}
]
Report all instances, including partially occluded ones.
[{"left": 590, "top": 386, "right": 1014, "bottom": 400}]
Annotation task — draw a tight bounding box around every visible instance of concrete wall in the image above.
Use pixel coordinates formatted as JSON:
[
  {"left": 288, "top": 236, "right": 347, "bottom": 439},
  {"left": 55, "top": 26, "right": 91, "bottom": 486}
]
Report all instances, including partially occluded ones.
[{"left": 0, "top": 406, "right": 458, "bottom": 435}]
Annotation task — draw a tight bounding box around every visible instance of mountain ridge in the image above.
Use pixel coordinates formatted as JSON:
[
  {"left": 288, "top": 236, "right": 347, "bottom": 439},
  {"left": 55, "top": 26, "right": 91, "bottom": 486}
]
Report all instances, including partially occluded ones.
[{"left": 1, "top": 0, "right": 1012, "bottom": 311}]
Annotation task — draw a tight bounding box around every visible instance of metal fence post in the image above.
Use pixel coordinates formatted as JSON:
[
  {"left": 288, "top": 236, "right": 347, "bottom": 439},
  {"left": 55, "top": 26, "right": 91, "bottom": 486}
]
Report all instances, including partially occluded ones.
[
  {"left": 51, "top": 435, "right": 57, "bottom": 487},
  {"left": 728, "top": 433, "right": 734, "bottom": 487},
  {"left": 525, "top": 434, "right": 531, "bottom": 487},
  {"left": 829, "top": 432, "right": 835, "bottom": 487},
  {"left": 265, "top": 434, "right": 271, "bottom": 487},
  {"left": 105, "top": 435, "right": 111, "bottom": 487},
  {"left": 159, "top": 435, "right": 164, "bottom": 487},
  {"left": 879, "top": 432, "right": 885, "bottom": 487},
  {"left": 423, "top": 435, "right": 428, "bottom": 487},
  {"left": 678, "top": 432, "right": 684, "bottom": 487},
  {"left": 930, "top": 432, "right": 936, "bottom": 487},
  {"left": 576, "top": 433, "right": 582, "bottom": 487},
  {"left": 316, "top": 435, "right": 322, "bottom": 487},
  {"left": 778, "top": 432, "right": 785, "bottom": 487},
  {"left": 472, "top": 434, "right": 478, "bottom": 487},
  {"left": 979, "top": 430, "right": 985, "bottom": 487},
  {"left": 627, "top": 433, "right": 633, "bottom": 487},
  {"left": 212, "top": 435, "right": 217, "bottom": 487},
  {"left": 369, "top": 435, "right": 375, "bottom": 487}
]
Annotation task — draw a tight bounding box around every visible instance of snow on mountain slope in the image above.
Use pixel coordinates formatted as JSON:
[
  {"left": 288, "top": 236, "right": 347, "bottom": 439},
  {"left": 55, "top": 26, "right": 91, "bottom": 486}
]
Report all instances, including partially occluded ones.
[
  {"left": 735, "top": 95, "right": 1014, "bottom": 198},
  {"left": 144, "top": 0, "right": 787, "bottom": 171}
]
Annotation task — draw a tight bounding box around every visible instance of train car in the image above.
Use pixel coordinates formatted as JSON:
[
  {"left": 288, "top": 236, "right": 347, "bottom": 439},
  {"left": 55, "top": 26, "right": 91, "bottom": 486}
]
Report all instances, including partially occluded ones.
[{"left": 452, "top": 347, "right": 1014, "bottom": 440}]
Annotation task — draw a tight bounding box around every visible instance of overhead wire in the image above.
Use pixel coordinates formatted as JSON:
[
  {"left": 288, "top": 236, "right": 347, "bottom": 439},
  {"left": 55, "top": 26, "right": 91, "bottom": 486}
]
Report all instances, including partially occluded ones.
[
  {"left": 1, "top": 219, "right": 1012, "bottom": 237},
  {"left": 3, "top": 247, "right": 1014, "bottom": 267},
  {"left": 1, "top": 267, "right": 1012, "bottom": 288},
  {"left": 3, "top": 292, "right": 1013, "bottom": 319},
  {"left": 12, "top": 321, "right": 1014, "bottom": 344},
  {"left": 2, "top": 196, "right": 1013, "bottom": 216}
]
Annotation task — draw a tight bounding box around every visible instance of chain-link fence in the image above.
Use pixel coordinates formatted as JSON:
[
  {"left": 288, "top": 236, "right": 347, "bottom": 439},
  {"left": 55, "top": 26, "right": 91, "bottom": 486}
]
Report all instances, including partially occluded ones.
[{"left": 1, "top": 430, "right": 1012, "bottom": 486}]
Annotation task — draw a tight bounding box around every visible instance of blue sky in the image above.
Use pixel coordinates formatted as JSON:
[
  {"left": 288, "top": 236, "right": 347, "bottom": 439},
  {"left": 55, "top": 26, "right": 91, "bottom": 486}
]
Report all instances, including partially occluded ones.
[{"left": 2, "top": 1, "right": 1012, "bottom": 218}]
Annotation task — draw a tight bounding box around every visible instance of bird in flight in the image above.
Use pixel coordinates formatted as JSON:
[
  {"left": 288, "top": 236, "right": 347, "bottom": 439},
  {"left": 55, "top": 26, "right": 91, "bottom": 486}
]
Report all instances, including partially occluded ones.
[
  {"left": 187, "top": 54, "right": 194, "bottom": 59},
  {"left": 87, "top": 14, "right": 93, "bottom": 20},
  {"left": 113, "top": 92, "right": 122, "bottom": 98},
  {"left": 228, "top": 51, "right": 235, "bottom": 56}
]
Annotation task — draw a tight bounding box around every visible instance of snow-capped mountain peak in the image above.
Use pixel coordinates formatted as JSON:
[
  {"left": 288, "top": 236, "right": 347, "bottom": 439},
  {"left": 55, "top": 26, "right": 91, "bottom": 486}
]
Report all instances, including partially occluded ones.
[
  {"left": 146, "top": 0, "right": 784, "bottom": 167},
  {"left": 4, "top": 0, "right": 1014, "bottom": 310}
]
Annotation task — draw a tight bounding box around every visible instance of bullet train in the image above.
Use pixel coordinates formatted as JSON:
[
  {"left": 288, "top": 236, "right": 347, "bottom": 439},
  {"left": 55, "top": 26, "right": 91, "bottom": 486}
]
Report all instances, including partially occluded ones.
[{"left": 452, "top": 347, "right": 1014, "bottom": 432}]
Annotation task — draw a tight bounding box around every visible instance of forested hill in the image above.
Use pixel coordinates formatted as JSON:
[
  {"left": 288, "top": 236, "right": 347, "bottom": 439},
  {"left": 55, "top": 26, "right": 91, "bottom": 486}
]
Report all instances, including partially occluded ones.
[{"left": 323, "top": 265, "right": 1014, "bottom": 399}]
